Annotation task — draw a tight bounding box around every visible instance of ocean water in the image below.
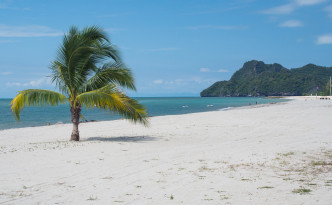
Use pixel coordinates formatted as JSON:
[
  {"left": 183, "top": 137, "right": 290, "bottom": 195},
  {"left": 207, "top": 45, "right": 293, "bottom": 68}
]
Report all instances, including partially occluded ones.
[{"left": 0, "top": 97, "right": 287, "bottom": 130}]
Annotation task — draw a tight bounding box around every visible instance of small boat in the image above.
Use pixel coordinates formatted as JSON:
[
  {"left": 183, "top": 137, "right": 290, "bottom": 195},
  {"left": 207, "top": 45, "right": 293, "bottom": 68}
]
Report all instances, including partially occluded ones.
[
  {"left": 207, "top": 104, "right": 214, "bottom": 107},
  {"left": 182, "top": 105, "right": 189, "bottom": 108}
]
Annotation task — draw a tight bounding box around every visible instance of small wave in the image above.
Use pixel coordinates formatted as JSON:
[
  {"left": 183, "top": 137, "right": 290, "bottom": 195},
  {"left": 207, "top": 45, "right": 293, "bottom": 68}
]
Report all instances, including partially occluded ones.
[{"left": 220, "top": 107, "right": 233, "bottom": 111}]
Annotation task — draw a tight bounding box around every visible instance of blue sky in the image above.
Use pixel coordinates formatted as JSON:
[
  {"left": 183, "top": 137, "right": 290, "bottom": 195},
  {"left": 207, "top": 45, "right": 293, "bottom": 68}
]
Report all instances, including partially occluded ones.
[{"left": 0, "top": 0, "right": 331, "bottom": 98}]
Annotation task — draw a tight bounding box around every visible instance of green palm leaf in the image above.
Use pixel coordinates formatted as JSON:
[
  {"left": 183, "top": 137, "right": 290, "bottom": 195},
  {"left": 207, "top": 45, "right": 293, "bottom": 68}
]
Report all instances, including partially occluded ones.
[
  {"left": 11, "top": 89, "right": 68, "bottom": 120},
  {"left": 76, "top": 84, "right": 148, "bottom": 126},
  {"left": 81, "top": 62, "right": 136, "bottom": 92}
]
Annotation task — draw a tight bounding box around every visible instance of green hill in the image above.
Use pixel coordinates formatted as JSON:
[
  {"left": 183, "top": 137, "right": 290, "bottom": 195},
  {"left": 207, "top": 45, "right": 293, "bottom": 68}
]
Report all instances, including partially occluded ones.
[{"left": 200, "top": 60, "right": 332, "bottom": 97}]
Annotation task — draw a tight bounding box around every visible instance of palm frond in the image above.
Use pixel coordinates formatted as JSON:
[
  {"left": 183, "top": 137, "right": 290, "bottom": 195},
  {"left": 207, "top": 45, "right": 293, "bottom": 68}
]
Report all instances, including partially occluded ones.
[
  {"left": 50, "top": 61, "right": 71, "bottom": 97},
  {"left": 81, "top": 25, "right": 110, "bottom": 43},
  {"left": 51, "top": 25, "right": 122, "bottom": 96},
  {"left": 96, "top": 41, "right": 121, "bottom": 62},
  {"left": 81, "top": 62, "right": 136, "bottom": 93},
  {"left": 76, "top": 85, "right": 148, "bottom": 126},
  {"left": 11, "top": 89, "right": 68, "bottom": 120}
]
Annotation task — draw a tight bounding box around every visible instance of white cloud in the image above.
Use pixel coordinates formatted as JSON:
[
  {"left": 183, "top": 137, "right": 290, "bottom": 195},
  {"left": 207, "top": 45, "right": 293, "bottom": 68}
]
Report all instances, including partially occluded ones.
[
  {"left": 0, "top": 39, "right": 16, "bottom": 43},
  {"left": 24, "top": 78, "right": 44, "bottom": 86},
  {"left": 6, "top": 77, "right": 51, "bottom": 87},
  {"left": 261, "top": 4, "right": 294, "bottom": 15},
  {"left": 200, "top": 68, "right": 210, "bottom": 72},
  {"left": 200, "top": 68, "right": 228, "bottom": 73},
  {"left": 279, "top": 20, "right": 303, "bottom": 27},
  {"left": 141, "top": 47, "right": 178, "bottom": 52},
  {"left": 1, "top": 71, "right": 12, "bottom": 75},
  {"left": 0, "top": 25, "right": 62, "bottom": 37},
  {"left": 153, "top": 79, "right": 163, "bottom": 84},
  {"left": 186, "top": 25, "right": 248, "bottom": 30},
  {"left": 163, "top": 77, "right": 216, "bottom": 86},
  {"left": 261, "top": 0, "right": 326, "bottom": 15},
  {"left": 182, "top": 10, "right": 220, "bottom": 16},
  {"left": 316, "top": 34, "right": 332, "bottom": 44},
  {"left": 190, "top": 77, "right": 216, "bottom": 84},
  {"left": 192, "top": 77, "right": 213, "bottom": 84},
  {"left": 6, "top": 82, "right": 21, "bottom": 87},
  {"left": 325, "top": 5, "right": 332, "bottom": 18},
  {"left": 217, "top": 69, "right": 229, "bottom": 73},
  {"left": 294, "top": 0, "right": 326, "bottom": 6}
]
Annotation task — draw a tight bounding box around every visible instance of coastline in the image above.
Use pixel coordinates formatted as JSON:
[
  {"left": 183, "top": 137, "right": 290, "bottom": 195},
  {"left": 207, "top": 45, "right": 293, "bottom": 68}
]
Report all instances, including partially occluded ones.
[
  {"left": 1, "top": 96, "right": 332, "bottom": 204},
  {"left": 0, "top": 97, "right": 289, "bottom": 131}
]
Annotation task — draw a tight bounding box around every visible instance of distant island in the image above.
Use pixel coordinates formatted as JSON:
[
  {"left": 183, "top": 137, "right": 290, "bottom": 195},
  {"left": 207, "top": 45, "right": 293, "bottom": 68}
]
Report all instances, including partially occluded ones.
[{"left": 201, "top": 60, "right": 332, "bottom": 97}]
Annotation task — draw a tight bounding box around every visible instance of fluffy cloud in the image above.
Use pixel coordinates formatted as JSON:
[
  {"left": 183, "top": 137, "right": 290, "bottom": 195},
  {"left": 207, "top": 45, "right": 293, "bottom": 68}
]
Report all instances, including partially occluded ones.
[
  {"left": 141, "top": 47, "right": 178, "bottom": 52},
  {"left": 0, "top": 39, "right": 16, "bottom": 43},
  {"left": 1, "top": 71, "right": 12, "bottom": 75},
  {"left": 151, "top": 77, "right": 216, "bottom": 88},
  {"left": 200, "top": 68, "right": 228, "bottom": 73},
  {"left": 261, "top": 4, "right": 294, "bottom": 15},
  {"left": 164, "top": 77, "right": 216, "bottom": 86},
  {"left": 279, "top": 20, "right": 303, "bottom": 27},
  {"left": 316, "top": 34, "right": 332, "bottom": 44},
  {"left": 153, "top": 79, "right": 163, "bottom": 84},
  {"left": 294, "top": 0, "right": 326, "bottom": 6},
  {"left": 325, "top": 5, "right": 332, "bottom": 19},
  {"left": 0, "top": 24, "right": 62, "bottom": 37},
  {"left": 6, "top": 82, "right": 21, "bottom": 87},
  {"left": 217, "top": 69, "right": 229, "bottom": 73},
  {"left": 200, "top": 68, "right": 210, "bottom": 72},
  {"left": 6, "top": 78, "right": 52, "bottom": 87},
  {"left": 261, "top": 0, "right": 327, "bottom": 15},
  {"left": 185, "top": 25, "right": 248, "bottom": 30}
]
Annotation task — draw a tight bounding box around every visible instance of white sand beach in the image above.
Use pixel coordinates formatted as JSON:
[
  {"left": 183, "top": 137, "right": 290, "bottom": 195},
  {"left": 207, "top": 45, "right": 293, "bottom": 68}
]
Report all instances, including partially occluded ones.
[{"left": 0, "top": 97, "right": 332, "bottom": 204}]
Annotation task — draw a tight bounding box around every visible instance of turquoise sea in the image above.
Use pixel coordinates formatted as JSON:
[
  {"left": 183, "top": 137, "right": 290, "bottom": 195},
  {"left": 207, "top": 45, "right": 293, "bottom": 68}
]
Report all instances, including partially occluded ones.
[{"left": 0, "top": 97, "right": 287, "bottom": 130}]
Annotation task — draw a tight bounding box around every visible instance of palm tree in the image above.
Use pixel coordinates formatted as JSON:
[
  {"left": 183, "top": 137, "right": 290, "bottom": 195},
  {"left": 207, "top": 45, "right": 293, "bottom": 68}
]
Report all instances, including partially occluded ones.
[{"left": 10, "top": 25, "right": 148, "bottom": 141}]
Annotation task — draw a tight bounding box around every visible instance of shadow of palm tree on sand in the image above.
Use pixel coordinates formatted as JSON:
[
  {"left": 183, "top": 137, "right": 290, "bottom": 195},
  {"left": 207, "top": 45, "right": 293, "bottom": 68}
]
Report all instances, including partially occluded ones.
[{"left": 84, "top": 136, "right": 157, "bottom": 142}]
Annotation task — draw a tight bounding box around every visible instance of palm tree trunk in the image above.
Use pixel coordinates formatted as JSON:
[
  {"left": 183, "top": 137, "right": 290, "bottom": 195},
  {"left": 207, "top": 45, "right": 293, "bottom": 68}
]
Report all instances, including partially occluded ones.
[{"left": 70, "top": 105, "right": 81, "bottom": 141}]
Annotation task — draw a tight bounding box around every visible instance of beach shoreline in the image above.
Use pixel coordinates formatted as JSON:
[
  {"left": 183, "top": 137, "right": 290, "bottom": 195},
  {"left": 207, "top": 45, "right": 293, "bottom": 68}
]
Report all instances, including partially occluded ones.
[
  {"left": 0, "top": 96, "right": 331, "bottom": 204},
  {"left": 0, "top": 97, "right": 290, "bottom": 132}
]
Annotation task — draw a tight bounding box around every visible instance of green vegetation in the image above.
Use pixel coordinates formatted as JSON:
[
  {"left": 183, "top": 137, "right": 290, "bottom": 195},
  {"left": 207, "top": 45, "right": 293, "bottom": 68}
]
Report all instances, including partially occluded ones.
[
  {"left": 311, "top": 161, "right": 332, "bottom": 166},
  {"left": 257, "top": 186, "right": 274, "bottom": 189},
  {"left": 280, "top": 152, "right": 295, "bottom": 157},
  {"left": 10, "top": 25, "right": 148, "bottom": 141},
  {"left": 292, "top": 188, "right": 311, "bottom": 194},
  {"left": 201, "top": 60, "right": 332, "bottom": 97},
  {"left": 87, "top": 196, "right": 98, "bottom": 200}
]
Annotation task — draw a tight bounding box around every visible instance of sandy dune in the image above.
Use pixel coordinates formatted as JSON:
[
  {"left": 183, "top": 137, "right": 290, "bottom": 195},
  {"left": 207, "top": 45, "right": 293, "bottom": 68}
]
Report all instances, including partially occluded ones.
[{"left": 0, "top": 97, "right": 332, "bottom": 204}]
